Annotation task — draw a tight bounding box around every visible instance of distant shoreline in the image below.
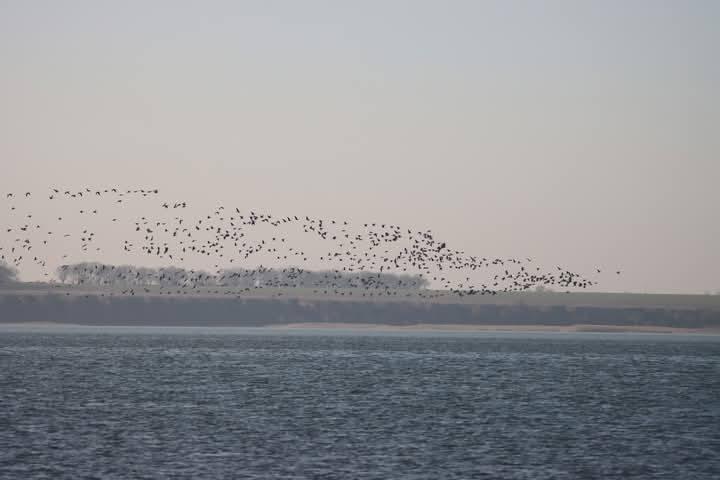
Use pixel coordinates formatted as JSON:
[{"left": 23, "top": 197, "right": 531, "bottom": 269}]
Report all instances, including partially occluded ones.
[
  {"left": 2, "top": 287, "right": 720, "bottom": 332},
  {"left": 269, "top": 322, "right": 720, "bottom": 334},
  {"left": 2, "top": 321, "right": 719, "bottom": 335}
]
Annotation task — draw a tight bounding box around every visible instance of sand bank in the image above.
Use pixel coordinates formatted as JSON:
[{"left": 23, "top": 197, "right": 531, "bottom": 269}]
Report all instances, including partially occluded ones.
[{"left": 271, "top": 322, "right": 720, "bottom": 334}]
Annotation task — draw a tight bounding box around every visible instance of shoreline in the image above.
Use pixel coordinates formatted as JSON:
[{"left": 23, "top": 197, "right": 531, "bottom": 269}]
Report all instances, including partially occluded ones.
[
  {"left": 2, "top": 321, "right": 719, "bottom": 335},
  {"left": 270, "top": 322, "right": 720, "bottom": 334},
  {"left": 3, "top": 289, "right": 720, "bottom": 332}
]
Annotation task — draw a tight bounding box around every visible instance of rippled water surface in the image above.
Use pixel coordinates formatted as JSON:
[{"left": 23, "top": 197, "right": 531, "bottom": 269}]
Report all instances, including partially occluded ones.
[{"left": 1, "top": 326, "right": 719, "bottom": 479}]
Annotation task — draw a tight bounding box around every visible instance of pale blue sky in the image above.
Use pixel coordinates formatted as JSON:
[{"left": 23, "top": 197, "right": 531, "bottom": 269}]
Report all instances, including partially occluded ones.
[{"left": 1, "top": 1, "right": 718, "bottom": 292}]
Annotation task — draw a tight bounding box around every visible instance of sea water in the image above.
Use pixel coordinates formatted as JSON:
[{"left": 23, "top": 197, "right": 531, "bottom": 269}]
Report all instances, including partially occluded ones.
[{"left": 1, "top": 326, "right": 718, "bottom": 479}]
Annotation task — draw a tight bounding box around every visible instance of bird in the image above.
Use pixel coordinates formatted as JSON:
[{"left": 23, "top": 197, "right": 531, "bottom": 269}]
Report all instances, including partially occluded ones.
[{"left": 0, "top": 186, "right": 604, "bottom": 301}]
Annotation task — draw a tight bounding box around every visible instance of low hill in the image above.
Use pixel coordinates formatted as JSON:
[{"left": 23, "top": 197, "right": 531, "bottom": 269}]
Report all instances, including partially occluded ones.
[{"left": 1, "top": 283, "right": 719, "bottom": 331}]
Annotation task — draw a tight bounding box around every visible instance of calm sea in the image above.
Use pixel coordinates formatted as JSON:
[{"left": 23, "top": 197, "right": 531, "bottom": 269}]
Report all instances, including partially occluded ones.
[{"left": 1, "top": 326, "right": 719, "bottom": 479}]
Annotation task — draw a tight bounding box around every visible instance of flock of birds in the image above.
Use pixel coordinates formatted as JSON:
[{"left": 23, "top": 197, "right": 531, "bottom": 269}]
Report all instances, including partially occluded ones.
[{"left": 1, "top": 188, "right": 618, "bottom": 301}]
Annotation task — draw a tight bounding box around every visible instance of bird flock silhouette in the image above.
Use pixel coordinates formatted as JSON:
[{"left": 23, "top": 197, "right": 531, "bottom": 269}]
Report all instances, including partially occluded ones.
[{"left": 1, "top": 188, "right": 618, "bottom": 300}]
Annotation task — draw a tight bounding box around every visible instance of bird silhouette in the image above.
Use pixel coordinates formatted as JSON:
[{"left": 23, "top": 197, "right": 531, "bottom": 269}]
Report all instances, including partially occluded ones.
[{"left": 1, "top": 187, "right": 604, "bottom": 300}]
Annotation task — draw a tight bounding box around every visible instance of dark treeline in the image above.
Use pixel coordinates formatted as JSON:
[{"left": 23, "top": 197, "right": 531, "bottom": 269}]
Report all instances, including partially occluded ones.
[
  {"left": 0, "top": 261, "right": 18, "bottom": 285},
  {"left": 56, "top": 262, "right": 430, "bottom": 290}
]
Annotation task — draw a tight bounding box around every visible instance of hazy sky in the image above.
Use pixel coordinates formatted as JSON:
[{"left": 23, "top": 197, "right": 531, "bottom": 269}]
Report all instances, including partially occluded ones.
[{"left": 1, "top": 1, "right": 718, "bottom": 293}]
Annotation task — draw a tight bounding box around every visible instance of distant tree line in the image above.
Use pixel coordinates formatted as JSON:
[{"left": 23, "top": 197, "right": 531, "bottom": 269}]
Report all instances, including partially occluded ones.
[
  {"left": 0, "top": 261, "right": 18, "bottom": 284},
  {"left": 55, "top": 262, "right": 429, "bottom": 290}
]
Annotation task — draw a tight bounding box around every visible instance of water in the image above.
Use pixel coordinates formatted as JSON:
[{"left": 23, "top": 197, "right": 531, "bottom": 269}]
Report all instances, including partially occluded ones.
[{"left": 1, "top": 326, "right": 719, "bottom": 479}]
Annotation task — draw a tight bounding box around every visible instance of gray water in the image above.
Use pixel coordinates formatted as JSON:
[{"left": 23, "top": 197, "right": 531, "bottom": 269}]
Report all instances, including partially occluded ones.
[{"left": 1, "top": 326, "right": 719, "bottom": 479}]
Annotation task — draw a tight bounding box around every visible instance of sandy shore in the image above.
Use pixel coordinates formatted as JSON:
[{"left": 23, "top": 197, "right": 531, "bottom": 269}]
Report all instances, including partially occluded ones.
[
  {"left": 1, "top": 321, "right": 719, "bottom": 335},
  {"left": 271, "top": 322, "right": 720, "bottom": 334}
]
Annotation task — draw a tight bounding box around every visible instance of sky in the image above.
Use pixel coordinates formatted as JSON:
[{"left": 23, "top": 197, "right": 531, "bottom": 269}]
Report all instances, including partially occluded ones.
[{"left": 1, "top": 0, "right": 718, "bottom": 293}]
